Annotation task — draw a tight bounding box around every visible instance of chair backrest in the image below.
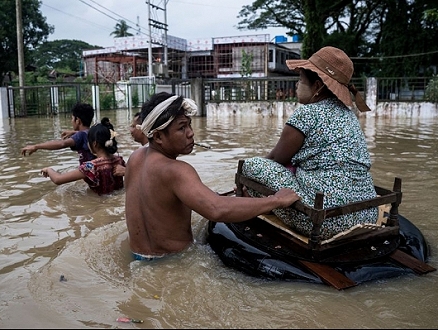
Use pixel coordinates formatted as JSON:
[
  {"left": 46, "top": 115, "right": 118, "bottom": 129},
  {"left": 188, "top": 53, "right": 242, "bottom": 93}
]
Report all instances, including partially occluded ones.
[{"left": 234, "top": 159, "right": 403, "bottom": 261}]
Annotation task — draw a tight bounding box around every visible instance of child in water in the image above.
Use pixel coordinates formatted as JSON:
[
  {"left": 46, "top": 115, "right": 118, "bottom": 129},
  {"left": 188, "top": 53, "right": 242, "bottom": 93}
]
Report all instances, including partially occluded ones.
[
  {"left": 41, "top": 118, "right": 126, "bottom": 195},
  {"left": 22, "top": 103, "right": 96, "bottom": 165}
]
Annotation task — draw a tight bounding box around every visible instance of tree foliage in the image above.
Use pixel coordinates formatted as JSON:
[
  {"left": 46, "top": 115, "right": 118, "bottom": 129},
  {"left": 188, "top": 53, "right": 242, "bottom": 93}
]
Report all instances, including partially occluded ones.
[
  {"left": 237, "top": 0, "right": 438, "bottom": 77},
  {"left": 110, "top": 20, "right": 133, "bottom": 38},
  {"left": 424, "top": 75, "right": 438, "bottom": 102},
  {"left": 31, "top": 39, "right": 102, "bottom": 74},
  {"left": 237, "top": 0, "right": 378, "bottom": 58},
  {"left": 0, "top": 0, "right": 53, "bottom": 83},
  {"left": 369, "top": 0, "right": 438, "bottom": 77}
]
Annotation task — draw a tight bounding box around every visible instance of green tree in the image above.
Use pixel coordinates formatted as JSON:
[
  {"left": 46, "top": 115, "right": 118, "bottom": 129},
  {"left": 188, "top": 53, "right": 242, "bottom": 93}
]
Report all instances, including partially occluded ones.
[
  {"left": 31, "top": 39, "right": 102, "bottom": 73},
  {"left": 110, "top": 20, "right": 133, "bottom": 38},
  {"left": 236, "top": 0, "right": 381, "bottom": 58},
  {"left": 424, "top": 8, "right": 438, "bottom": 22},
  {"left": 240, "top": 49, "right": 253, "bottom": 77},
  {"left": 370, "top": 0, "right": 438, "bottom": 77},
  {"left": 236, "top": 0, "right": 438, "bottom": 77},
  {"left": 0, "top": 0, "right": 53, "bottom": 84}
]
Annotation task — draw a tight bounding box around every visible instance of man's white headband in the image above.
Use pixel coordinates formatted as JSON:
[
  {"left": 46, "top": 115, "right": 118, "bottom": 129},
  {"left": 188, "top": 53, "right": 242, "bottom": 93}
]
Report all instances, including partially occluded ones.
[{"left": 137, "top": 96, "right": 198, "bottom": 138}]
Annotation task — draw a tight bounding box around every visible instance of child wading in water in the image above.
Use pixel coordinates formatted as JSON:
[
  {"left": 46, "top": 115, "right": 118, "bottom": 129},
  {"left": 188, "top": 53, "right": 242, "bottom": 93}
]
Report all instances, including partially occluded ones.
[
  {"left": 41, "top": 118, "right": 126, "bottom": 195},
  {"left": 21, "top": 103, "right": 96, "bottom": 165}
]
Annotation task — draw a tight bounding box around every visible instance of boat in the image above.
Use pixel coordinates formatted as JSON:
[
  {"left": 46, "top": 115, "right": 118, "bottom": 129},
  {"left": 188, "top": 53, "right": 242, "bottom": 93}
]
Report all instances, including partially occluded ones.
[{"left": 207, "top": 160, "right": 436, "bottom": 289}]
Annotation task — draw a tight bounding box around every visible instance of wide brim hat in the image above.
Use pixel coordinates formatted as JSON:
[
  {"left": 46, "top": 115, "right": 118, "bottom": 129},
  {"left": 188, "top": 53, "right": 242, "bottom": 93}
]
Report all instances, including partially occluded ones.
[{"left": 286, "top": 46, "right": 370, "bottom": 112}]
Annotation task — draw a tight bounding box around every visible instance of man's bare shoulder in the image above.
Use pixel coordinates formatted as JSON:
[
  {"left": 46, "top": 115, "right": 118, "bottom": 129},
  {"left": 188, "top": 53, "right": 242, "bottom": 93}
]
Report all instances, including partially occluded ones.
[
  {"left": 168, "top": 159, "right": 201, "bottom": 183},
  {"left": 128, "top": 146, "right": 147, "bottom": 159}
]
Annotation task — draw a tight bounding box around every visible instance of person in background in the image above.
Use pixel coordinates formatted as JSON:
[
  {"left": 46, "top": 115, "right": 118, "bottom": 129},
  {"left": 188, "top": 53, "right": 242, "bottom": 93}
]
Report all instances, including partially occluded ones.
[
  {"left": 129, "top": 112, "right": 149, "bottom": 147},
  {"left": 276, "top": 87, "right": 286, "bottom": 100},
  {"left": 124, "top": 92, "right": 300, "bottom": 261},
  {"left": 100, "top": 117, "right": 114, "bottom": 131},
  {"left": 41, "top": 118, "right": 125, "bottom": 195},
  {"left": 21, "top": 103, "right": 96, "bottom": 165},
  {"left": 113, "top": 112, "right": 148, "bottom": 177},
  {"left": 241, "top": 46, "right": 377, "bottom": 240}
]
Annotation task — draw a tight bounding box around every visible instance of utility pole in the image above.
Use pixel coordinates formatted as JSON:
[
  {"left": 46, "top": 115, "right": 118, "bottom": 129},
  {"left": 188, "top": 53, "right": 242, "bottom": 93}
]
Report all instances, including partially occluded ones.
[
  {"left": 147, "top": 0, "right": 153, "bottom": 77},
  {"left": 146, "top": 0, "right": 169, "bottom": 78},
  {"left": 16, "top": 0, "right": 26, "bottom": 115}
]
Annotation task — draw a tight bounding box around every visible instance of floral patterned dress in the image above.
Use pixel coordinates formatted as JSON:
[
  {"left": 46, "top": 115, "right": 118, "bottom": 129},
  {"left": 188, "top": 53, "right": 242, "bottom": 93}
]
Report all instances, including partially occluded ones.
[
  {"left": 79, "top": 155, "right": 125, "bottom": 195},
  {"left": 242, "top": 98, "right": 378, "bottom": 240}
]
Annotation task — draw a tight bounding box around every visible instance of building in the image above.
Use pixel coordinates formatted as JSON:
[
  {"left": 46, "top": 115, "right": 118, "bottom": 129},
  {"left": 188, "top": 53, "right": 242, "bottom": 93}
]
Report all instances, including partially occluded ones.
[{"left": 82, "top": 33, "right": 301, "bottom": 83}]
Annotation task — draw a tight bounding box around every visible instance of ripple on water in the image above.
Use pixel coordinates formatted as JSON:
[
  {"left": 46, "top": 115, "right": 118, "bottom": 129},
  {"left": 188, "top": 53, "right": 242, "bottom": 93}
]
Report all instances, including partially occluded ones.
[{"left": 2, "top": 113, "right": 438, "bottom": 328}]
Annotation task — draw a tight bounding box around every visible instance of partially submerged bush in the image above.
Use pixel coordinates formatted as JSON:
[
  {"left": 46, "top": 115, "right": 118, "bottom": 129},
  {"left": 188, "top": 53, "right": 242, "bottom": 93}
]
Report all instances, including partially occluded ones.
[{"left": 425, "top": 75, "right": 438, "bottom": 103}]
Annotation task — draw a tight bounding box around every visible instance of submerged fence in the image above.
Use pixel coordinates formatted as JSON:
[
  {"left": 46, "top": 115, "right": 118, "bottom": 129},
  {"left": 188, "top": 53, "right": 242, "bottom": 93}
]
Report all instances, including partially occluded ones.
[{"left": 1, "top": 76, "right": 435, "bottom": 117}]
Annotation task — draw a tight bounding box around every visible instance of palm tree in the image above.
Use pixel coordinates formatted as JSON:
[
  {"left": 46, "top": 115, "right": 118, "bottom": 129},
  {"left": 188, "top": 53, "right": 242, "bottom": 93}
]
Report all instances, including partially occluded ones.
[{"left": 110, "top": 20, "right": 133, "bottom": 38}]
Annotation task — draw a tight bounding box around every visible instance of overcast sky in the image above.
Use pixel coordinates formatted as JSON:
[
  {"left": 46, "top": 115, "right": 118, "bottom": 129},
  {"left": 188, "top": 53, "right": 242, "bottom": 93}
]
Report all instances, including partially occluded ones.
[{"left": 40, "top": 0, "right": 289, "bottom": 48}]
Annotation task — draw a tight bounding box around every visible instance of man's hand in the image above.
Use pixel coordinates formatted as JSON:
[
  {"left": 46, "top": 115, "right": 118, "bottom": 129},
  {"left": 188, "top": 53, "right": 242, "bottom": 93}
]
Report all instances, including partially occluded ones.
[
  {"left": 273, "top": 188, "right": 301, "bottom": 208},
  {"left": 21, "top": 145, "right": 37, "bottom": 156},
  {"left": 41, "top": 167, "right": 50, "bottom": 178},
  {"left": 61, "top": 130, "right": 76, "bottom": 140}
]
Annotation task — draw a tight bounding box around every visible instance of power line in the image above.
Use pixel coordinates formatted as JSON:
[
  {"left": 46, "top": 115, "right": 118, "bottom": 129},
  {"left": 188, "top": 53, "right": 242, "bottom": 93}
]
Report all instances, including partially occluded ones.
[
  {"left": 45, "top": 0, "right": 163, "bottom": 42},
  {"left": 78, "top": 0, "right": 133, "bottom": 28},
  {"left": 77, "top": 0, "right": 167, "bottom": 41},
  {"left": 42, "top": 2, "right": 112, "bottom": 33},
  {"left": 83, "top": 0, "right": 149, "bottom": 33},
  {"left": 351, "top": 50, "right": 438, "bottom": 60}
]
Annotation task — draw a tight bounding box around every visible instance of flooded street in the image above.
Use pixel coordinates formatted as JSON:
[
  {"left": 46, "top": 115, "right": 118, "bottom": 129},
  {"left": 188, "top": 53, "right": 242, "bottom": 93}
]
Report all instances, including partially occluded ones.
[{"left": 0, "top": 109, "right": 437, "bottom": 328}]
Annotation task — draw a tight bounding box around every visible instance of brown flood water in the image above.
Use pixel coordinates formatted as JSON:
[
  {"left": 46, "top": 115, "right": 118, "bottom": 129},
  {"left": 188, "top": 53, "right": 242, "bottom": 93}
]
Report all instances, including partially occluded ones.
[{"left": 0, "top": 109, "right": 437, "bottom": 328}]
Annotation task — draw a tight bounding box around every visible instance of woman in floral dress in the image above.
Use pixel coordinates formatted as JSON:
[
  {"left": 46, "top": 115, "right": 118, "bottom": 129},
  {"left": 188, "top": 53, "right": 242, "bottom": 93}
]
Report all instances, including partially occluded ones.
[{"left": 242, "top": 46, "right": 377, "bottom": 240}]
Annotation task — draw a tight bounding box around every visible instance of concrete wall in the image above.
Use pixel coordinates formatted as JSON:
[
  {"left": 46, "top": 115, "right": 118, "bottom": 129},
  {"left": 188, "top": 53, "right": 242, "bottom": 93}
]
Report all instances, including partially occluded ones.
[
  {"left": 206, "top": 100, "right": 438, "bottom": 119},
  {"left": 206, "top": 77, "right": 438, "bottom": 119}
]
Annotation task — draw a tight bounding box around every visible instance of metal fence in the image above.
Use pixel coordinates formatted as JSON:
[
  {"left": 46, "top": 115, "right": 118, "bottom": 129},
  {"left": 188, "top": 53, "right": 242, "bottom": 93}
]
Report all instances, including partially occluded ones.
[
  {"left": 202, "top": 77, "right": 366, "bottom": 102},
  {"left": 7, "top": 83, "right": 108, "bottom": 117},
  {"left": 375, "top": 77, "right": 432, "bottom": 102},
  {"left": 5, "top": 76, "right": 434, "bottom": 117},
  {"left": 7, "top": 80, "right": 186, "bottom": 117}
]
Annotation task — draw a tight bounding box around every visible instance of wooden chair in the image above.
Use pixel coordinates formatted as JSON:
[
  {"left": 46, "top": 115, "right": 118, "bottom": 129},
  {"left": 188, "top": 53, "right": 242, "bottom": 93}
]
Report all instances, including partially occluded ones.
[{"left": 234, "top": 159, "right": 435, "bottom": 289}]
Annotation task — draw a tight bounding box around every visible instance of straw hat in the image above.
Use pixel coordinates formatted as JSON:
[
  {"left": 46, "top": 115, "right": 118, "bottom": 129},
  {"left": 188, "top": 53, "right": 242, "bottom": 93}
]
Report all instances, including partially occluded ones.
[{"left": 286, "top": 46, "right": 370, "bottom": 112}]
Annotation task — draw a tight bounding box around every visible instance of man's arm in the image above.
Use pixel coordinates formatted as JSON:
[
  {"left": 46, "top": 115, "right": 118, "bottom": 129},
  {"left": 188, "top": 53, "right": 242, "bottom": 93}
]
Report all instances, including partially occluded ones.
[
  {"left": 173, "top": 161, "right": 300, "bottom": 223},
  {"left": 21, "top": 138, "right": 76, "bottom": 156}
]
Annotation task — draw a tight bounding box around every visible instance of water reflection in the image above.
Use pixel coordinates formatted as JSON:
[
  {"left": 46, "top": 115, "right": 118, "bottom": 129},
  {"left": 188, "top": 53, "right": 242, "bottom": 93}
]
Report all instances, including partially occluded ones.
[{"left": 0, "top": 111, "right": 437, "bottom": 328}]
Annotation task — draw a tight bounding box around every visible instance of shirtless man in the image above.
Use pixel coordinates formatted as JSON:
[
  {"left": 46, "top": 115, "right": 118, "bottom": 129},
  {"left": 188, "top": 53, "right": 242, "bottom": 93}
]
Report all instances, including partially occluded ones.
[{"left": 124, "top": 92, "right": 300, "bottom": 260}]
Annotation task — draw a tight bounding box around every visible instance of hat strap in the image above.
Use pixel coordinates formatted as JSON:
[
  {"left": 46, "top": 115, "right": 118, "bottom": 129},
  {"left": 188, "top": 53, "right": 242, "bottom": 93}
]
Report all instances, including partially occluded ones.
[{"left": 348, "top": 84, "right": 371, "bottom": 112}]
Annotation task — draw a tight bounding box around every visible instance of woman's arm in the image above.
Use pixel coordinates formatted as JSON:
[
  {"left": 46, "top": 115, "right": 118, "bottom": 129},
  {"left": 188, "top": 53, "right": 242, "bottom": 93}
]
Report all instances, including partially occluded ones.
[
  {"left": 266, "top": 125, "right": 305, "bottom": 165},
  {"left": 113, "top": 164, "right": 126, "bottom": 176},
  {"left": 41, "top": 167, "right": 86, "bottom": 185}
]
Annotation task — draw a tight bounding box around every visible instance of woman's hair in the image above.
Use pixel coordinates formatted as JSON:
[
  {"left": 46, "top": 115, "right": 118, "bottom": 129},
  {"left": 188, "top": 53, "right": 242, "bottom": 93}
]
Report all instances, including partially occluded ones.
[
  {"left": 302, "top": 68, "right": 323, "bottom": 85},
  {"left": 301, "top": 68, "right": 336, "bottom": 98},
  {"left": 88, "top": 118, "right": 118, "bottom": 154},
  {"left": 101, "top": 117, "right": 114, "bottom": 130}
]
